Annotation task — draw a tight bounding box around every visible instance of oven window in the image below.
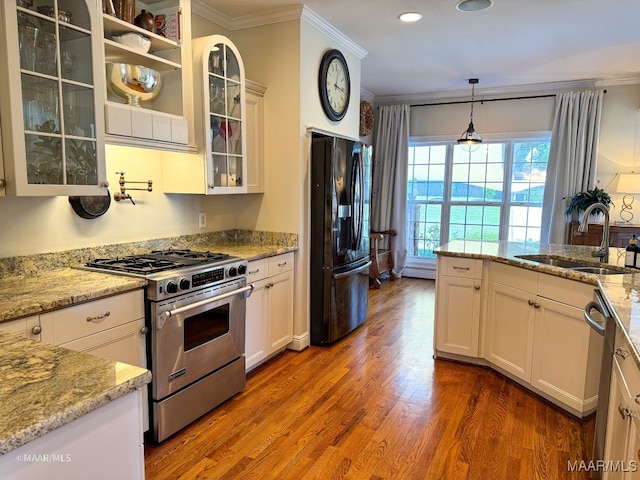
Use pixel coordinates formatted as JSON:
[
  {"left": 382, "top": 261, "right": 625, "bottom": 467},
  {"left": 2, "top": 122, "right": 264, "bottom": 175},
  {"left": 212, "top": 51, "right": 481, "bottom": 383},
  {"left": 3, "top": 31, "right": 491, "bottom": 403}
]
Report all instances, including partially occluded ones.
[{"left": 183, "top": 303, "right": 230, "bottom": 351}]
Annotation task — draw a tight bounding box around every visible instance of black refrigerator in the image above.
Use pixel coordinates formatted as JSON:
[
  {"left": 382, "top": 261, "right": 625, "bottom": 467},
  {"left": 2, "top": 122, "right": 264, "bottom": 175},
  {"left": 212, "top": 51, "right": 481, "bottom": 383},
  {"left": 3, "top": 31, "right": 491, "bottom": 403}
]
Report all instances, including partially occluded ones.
[{"left": 310, "top": 132, "right": 371, "bottom": 345}]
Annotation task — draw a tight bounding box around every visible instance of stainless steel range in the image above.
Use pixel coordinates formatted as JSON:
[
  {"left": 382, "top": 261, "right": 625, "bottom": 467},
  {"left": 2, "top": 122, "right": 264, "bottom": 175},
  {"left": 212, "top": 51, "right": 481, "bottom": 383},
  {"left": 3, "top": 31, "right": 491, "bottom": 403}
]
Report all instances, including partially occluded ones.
[{"left": 84, "top": 249, "right": 252, "bottom": 442}]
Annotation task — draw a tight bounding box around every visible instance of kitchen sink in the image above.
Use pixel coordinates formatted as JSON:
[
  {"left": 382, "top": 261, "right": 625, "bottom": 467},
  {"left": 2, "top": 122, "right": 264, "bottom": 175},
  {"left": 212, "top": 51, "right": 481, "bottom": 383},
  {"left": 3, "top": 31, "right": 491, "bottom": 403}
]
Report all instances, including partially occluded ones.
[
  {"left": 515, "top": 255, "right": 590, "bottom": 269},
  {"left": 515, "top": 254, "right": 625, "bottom": 275},
  {"left": 570, "top": 266, "right": 625, "bottom": 275}
]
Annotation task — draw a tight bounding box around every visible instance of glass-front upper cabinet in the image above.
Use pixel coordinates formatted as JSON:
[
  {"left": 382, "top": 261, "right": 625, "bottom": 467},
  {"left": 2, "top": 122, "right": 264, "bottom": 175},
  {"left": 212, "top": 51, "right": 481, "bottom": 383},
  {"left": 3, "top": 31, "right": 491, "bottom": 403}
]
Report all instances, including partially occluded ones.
[
  {"left": 183, "top": 35, "right": 246, "bottom": 195},
  {"left": 0, "top": 0, "right": 106, "bottom": 196}
]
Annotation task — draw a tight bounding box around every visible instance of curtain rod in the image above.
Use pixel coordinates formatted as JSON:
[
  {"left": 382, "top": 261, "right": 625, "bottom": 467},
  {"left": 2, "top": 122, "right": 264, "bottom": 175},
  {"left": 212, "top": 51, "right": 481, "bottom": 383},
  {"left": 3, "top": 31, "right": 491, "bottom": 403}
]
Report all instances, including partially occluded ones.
[{"left": 409, "top": 89, "right": 606, "bottom": 108}]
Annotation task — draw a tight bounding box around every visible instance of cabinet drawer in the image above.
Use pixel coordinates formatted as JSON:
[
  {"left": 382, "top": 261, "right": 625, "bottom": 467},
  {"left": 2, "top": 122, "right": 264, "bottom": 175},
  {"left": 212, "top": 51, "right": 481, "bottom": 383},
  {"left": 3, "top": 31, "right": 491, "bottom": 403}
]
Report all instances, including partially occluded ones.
[
  {"left": 438, "top": 256, "right": 482, "bottom": 279},
  {"left": 247, "top": 259, "right": 268, "bottom": 283},
  {"left": 537, "top": 273, "right": 594, "bottom": 306},
  {"left": 40, "top": 290, "right": 144, "bottom": 345},
  {"left": 614, "top": 330, "right": 640, "bottom": 401},
  {"left": 269, "top": 252, "right": 294, "bottom": 276},
  {"left": 489, "top": 261, "right": 537, "bottom": 291}
]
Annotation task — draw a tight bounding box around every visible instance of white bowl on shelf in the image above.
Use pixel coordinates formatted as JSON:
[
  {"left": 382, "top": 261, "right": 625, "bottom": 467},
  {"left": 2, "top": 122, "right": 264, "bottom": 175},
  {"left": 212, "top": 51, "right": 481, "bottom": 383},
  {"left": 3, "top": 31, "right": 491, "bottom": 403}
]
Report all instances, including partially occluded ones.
[{"left": 112, "top": 33, "right": 151, "bottom": 54}]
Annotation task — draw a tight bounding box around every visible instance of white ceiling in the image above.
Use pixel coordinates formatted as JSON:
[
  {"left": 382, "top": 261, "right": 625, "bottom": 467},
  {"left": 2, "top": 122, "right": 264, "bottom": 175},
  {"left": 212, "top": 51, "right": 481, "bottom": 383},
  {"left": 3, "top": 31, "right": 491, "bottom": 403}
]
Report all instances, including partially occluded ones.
[{"left": 196, "top": 0, "right": 640, "bottom": 100}]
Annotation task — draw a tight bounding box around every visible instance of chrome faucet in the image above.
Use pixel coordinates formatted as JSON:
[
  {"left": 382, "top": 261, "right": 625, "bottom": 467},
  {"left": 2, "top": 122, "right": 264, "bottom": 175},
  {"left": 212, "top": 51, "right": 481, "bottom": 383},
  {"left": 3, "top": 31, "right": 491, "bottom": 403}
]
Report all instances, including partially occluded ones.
[{"left": 577, "top": 202, "right": 610, "bottom": 261}]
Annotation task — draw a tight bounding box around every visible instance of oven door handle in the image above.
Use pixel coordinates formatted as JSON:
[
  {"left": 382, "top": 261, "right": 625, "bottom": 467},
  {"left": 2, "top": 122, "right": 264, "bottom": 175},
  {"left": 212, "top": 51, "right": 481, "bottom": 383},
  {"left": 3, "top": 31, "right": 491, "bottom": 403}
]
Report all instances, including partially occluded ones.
[{"left": 157, "top": 284, "right": 254, "bottom": 329}]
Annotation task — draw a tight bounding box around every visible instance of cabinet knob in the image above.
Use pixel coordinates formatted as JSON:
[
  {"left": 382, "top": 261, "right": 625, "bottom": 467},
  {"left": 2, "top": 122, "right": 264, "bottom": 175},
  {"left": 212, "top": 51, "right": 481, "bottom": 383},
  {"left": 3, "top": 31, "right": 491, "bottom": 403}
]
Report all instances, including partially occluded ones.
[
  {"left": 618, "top": 404, "right": 632, "bottom": 420},
  {"left": 528, "top": 299, "right": 534, "bottom": 306},
  {"left": 533, "top": 302, "right": 540, "bottom": 309},
  {"left": 31, "top": 325, "right": 42, "bottom": 335},
  {"left": 474, "top": 285, "right": 480, "bottom": 290},
  {"left": 615, "top": 347, "right": 628, "bottom": 359},
  {"left": 635, "top": 394, "right": 640, "bottom": 406},
  {"left": 140, "top": 326, "right": 148, "bottom": 335}
]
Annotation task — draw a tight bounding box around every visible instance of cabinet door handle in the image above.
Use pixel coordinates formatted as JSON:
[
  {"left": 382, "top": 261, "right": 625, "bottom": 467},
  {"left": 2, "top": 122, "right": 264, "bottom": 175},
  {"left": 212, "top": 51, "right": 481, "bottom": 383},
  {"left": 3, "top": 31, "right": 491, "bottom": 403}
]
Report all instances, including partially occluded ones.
[
  {"left": 619, "top": 405, "right": 632, "bottom": 420},
  {"left": 615, "top": 347, "right": 628, "bottom": 359},
  {"left": 248, "top": 269, "right": 260, "bottom": 275},
  {"left": 87, "top": 311, "right": 111, "bottom": 322},
  {"left": 452, "top": 266, "right": 470, "bottom": 271},
  {"left": 31, "top": 325, "right": 42, "bottom": 335},
  {"left": 278, "top": 261, "right": 287, "bottom": 267}
]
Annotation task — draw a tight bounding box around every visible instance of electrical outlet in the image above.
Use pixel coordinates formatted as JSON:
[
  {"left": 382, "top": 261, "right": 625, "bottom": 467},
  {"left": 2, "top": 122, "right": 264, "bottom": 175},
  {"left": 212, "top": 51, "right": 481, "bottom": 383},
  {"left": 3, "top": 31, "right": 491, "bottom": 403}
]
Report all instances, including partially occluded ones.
[{"left": 198, "top": 213, "right": 207, "bottom": 229}]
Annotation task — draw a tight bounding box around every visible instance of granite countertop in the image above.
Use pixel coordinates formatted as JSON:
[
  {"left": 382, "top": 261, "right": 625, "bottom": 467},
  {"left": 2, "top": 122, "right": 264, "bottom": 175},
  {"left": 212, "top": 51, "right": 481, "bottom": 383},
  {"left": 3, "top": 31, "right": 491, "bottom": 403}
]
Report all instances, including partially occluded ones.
[
  {"left": 0, "top": 332, "right": 151, "bottom": 454},
  {"left": 0, "top": 268, "right": 148, "bottom": 323},
  {"left": 435, "top": 239, "right": 640, "bottom": 367}
]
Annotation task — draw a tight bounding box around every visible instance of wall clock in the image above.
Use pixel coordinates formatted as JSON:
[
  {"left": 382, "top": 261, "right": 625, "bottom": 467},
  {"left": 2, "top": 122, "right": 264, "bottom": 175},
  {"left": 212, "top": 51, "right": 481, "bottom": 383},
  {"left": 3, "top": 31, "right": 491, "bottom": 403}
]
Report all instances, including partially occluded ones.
[{"left": 318, "top": 49, "right": 350, "bottom": 121}]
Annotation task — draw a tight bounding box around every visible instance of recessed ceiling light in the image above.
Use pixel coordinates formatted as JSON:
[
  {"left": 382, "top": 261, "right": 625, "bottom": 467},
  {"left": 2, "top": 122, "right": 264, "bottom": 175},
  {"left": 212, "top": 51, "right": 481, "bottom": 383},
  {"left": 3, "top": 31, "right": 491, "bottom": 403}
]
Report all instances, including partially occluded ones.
[
  {"left": 456, "top": 0, "right": 493, "bottom": 12},
  {"left": 398, "top": 12, "right": 423, "bottom": 22}
]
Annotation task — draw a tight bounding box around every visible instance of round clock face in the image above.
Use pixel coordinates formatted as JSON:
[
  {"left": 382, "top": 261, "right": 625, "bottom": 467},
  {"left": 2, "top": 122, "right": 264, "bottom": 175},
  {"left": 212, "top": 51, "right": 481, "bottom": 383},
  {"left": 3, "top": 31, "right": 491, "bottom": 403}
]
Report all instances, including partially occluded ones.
[{"left": 318, "top": 49, "right": 350, "bottom": 121}]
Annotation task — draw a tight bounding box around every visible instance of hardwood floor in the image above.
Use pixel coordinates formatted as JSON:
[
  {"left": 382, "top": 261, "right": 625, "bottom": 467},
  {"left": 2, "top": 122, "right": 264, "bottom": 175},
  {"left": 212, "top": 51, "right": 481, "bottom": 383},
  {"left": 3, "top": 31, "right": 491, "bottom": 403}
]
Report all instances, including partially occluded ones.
[{"left": 144, "top": 277, "right": 595, "bottom": 480}]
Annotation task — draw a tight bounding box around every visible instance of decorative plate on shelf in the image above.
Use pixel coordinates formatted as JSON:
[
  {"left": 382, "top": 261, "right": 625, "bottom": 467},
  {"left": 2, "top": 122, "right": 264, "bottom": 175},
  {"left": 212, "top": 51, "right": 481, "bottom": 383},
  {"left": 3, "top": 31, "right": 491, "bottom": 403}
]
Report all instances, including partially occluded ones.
[{"left": 359, "top": 100, "right": 374, "bottom": 137}]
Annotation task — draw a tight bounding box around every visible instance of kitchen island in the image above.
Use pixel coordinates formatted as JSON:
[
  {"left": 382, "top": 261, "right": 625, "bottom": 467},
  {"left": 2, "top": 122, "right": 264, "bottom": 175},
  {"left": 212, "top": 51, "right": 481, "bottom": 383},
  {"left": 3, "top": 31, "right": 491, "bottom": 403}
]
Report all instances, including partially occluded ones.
[
  {"left": 0, "top": 331, "right": 151, "bottom": 479},
  {"left": 434, "top": 239, "right": 640, "bottom": 364}
]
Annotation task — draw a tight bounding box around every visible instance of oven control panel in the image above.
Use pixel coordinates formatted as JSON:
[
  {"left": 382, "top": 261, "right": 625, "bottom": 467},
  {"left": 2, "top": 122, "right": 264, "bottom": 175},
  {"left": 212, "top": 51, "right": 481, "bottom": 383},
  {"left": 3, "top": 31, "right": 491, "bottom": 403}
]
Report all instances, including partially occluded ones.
[
  {"left": 193, "top": 267, "right": 225, "bottom": 287},
  {"left": 148, "top": 259, "right": 249, "bottom": 301}
]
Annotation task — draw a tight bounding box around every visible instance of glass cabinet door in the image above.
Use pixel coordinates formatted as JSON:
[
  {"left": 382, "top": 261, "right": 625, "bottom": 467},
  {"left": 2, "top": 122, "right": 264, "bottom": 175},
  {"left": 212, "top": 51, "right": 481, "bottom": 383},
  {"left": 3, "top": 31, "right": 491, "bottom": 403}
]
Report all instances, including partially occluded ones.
[
  {"left": 13, "top": 0, "right": 101, "bottom": 190},
  {"left": 206, "top": 41, "right": 245, "bottom": 191}
]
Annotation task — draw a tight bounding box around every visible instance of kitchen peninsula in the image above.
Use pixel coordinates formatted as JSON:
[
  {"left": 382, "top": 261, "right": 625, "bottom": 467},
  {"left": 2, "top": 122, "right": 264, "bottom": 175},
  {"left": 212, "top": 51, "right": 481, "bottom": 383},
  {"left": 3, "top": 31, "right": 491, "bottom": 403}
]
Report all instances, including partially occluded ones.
[{"left": 435, "top": 239, "right": 640, "bottom": 472}]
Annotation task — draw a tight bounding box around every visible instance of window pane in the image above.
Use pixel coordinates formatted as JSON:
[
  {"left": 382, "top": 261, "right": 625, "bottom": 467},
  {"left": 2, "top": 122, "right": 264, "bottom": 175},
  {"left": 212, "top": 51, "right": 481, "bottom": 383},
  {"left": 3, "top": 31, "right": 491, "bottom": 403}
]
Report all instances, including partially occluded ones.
[
  {"left": 449, "top": 205, "right": 501, "bottom": 241},
  {"left": 508, "top": 206, "right": 543, "bottom": 242},
  {"left": 511, "top": 142, "right": 549, "bottom": 204},
  {"left": 407, "top": 203, "right": 441, "bottom": 258}
]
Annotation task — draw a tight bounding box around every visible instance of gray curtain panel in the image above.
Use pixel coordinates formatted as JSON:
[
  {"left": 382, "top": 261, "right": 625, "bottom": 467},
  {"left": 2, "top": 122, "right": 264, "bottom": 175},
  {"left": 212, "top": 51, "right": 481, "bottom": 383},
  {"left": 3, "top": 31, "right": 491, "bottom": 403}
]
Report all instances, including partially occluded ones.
[
  {"left": 542, "top": 89, "right": 604, "bottom": 244},
  {"left": 371, "top": 104, "right": 410, "bottom": 276}
]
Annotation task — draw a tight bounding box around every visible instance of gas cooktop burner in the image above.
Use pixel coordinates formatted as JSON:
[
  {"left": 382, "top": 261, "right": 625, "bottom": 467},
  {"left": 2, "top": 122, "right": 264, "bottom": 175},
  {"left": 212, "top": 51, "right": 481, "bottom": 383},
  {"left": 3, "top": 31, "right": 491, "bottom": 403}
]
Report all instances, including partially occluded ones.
[
  {"left": 85, "top": 249, "right": 232, "bottom": 275},
  {"left": 85, "top": 256, "right": 186, "bottom": 275}
]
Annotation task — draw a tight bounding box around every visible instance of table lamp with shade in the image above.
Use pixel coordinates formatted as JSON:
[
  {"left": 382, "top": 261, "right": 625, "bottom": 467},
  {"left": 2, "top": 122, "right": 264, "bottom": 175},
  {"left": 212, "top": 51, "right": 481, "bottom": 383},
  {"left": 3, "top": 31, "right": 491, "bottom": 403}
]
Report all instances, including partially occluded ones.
[{"left": 615, "top": 172, "right": 640, "bottom": 224}]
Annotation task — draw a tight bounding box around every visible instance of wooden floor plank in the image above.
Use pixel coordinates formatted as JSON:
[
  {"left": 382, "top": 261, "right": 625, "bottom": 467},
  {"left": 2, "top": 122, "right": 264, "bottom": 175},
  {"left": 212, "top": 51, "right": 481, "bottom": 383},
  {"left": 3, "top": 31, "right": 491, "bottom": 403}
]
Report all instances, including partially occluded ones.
[{"left": 145, "top": 277, "right": 595, "bottom": 479}]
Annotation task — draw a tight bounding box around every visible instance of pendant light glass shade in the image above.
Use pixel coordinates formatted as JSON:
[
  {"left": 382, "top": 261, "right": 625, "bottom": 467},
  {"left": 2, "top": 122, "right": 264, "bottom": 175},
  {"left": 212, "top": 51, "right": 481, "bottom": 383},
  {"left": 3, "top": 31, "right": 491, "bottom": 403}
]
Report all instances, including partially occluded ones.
[{"left": 457, "top": 78, "right": 482, "bottom": 152}]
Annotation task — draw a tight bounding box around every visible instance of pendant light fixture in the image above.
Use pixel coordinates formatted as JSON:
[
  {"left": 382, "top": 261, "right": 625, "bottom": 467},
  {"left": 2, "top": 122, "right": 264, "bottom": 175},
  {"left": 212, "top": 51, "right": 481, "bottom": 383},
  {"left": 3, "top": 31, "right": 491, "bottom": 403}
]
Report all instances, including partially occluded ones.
[{"left": 457, "top": 78, "right": 482, "bottom": 152}]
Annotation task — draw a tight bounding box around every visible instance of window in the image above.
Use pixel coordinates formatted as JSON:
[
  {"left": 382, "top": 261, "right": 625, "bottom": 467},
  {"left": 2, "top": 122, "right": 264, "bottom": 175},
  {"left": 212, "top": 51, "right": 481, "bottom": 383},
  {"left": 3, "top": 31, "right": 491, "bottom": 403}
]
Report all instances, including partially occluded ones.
[{"left": 407, "top": 137, "right": 550, "bottom": 260}]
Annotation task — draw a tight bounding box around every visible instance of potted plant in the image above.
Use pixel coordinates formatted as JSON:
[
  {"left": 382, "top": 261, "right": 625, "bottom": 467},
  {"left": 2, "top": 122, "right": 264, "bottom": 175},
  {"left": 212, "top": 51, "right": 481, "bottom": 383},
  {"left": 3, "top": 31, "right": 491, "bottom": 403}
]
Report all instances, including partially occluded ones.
[{"left": 564, "top": 186, "right": 613, "bottom": 221}]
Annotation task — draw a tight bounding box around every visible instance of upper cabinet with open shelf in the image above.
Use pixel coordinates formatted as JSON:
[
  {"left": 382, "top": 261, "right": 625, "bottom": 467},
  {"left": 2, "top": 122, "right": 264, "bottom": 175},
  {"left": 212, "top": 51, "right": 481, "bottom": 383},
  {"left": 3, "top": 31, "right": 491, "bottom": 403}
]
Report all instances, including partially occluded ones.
[{"left": 100, "top": 0, "right": 193, "bottom": 151}]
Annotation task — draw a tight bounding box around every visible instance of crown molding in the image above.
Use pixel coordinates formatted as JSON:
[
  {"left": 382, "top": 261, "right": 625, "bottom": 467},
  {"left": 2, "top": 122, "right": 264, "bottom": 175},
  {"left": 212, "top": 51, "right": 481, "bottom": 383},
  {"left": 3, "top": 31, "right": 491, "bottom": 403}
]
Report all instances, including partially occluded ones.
[
  {"left": 191, "top": 2, "right": 367, "bottom": 59},
  {"left": 300, "top": 7, "right": 367, "bottom": 59},
  {"left": 375, "top": 77, "right": 640, "bottom": 106},
  {"left": 191, "top": 1, "right": 304, "bottom": 30}
]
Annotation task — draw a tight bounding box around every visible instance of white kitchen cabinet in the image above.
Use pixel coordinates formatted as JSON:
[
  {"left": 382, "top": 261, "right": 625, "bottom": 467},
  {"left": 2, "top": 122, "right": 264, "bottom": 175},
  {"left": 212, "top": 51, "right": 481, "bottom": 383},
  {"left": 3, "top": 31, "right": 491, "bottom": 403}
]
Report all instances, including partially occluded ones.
[
  {"left": 267, "top": 253, "right": 294, "bottom": 352},
  {"left": 164, "top": 34, "right": 247, "bottom": 194},
  {"left": 434, "top": 256, "right": 483, "bottom": 358},
  {"left": 39, "top": 289, "right": 148, "bottom": 430},
  {"left": 245, "top": 80, "right": 265, "bottom": 194},
  {"left": 245, "top": 258, "right": 269, "bottom": 371},
  {"left": 245, "top": 253, "right": 294, "bottom": 372},
  {"left": 485, "top": 262, "right": 601, "bottom": 416},
  {"left": 0, "top": 315, "right": 44, "bottom": 341},
  {"left": 0, "top": 389, "right": 145, "bottom": 480},
  {"left": 0, "top": 0, "right": 108, "bottom": 196},
  {"left": 603, "top": 331, "right": 640, "bottom": 479},
  {"left": 485, "top": 279, "right": 536, "bottom": 381},
  {"left": 101, "top": 0, "right": 193, "bottom": 151}
]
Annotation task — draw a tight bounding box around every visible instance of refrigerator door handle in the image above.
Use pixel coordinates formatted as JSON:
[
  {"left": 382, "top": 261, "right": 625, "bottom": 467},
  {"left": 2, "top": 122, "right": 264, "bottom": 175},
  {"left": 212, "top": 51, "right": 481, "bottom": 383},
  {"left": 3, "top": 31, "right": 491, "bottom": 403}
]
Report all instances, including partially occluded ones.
[{"left": 333, "top": 261, "right": 372, "bottom": 279}]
